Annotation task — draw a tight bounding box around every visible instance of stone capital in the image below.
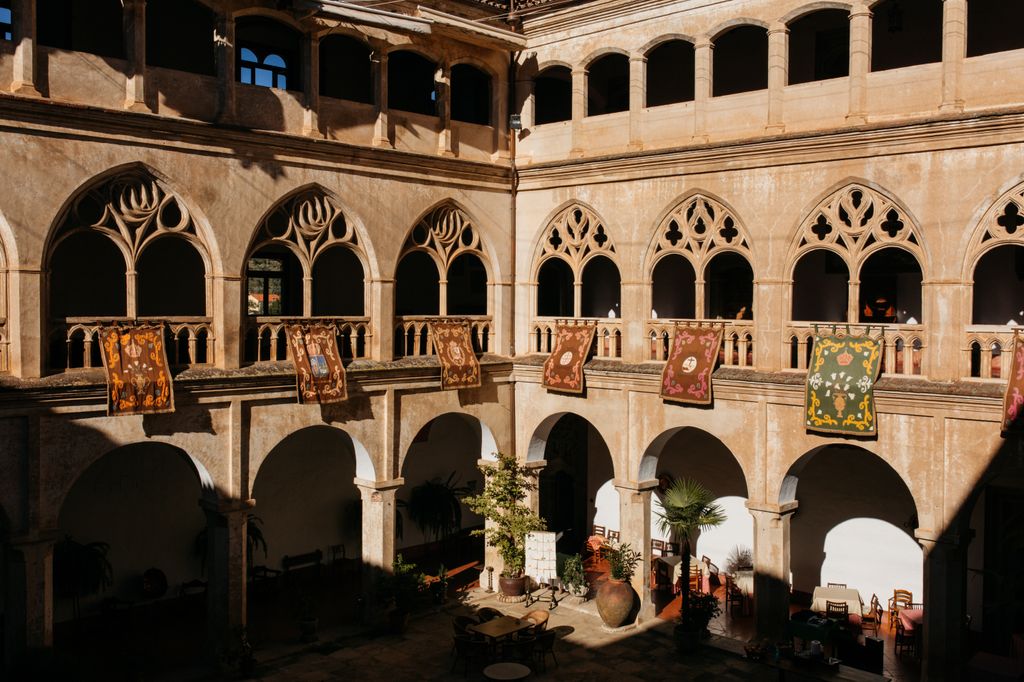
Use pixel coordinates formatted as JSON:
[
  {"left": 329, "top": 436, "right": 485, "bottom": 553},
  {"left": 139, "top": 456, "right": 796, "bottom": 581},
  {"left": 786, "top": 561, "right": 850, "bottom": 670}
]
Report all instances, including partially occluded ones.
[
  {"left": 199, "top": 497, "right": 255, "bottom": 519},
  {"left": 354, "top": 477, "right": 404, "bottom": 493},
  {"left": 746, "top": 500, "right": 799, "bottom": 516},
  {"left": 613, "top": 478, "right": 659, "bottom": 493}
]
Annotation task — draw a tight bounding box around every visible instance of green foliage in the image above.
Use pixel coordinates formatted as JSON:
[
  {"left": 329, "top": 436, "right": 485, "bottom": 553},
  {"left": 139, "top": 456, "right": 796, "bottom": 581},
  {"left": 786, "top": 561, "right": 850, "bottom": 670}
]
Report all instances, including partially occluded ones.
[
  {"left": 656, "top": 478, "right": 726, "bottom": 544},
  {"left": 464, "top": 453, "right": 546, "bottom": 577},
  {"left": 681, "top": 589, "right": 722, "bottom": 631},
  {"left": 54, "top": 536, "right": 113, "bottom": 600},
  {"left": 404, "top": 472, "right": 475, "bottom": 542},
  {"left": 606, "top": 542, "right": 642, "bottom": 582},
  {"left": 377, "top": 554, "right": 426, "bottom": 612},
  {"left": 560, "top": 553, "right": 587, "bottom": 594},
  {"left": 725, "top": 545, "right": 753, "bottom": 574}
]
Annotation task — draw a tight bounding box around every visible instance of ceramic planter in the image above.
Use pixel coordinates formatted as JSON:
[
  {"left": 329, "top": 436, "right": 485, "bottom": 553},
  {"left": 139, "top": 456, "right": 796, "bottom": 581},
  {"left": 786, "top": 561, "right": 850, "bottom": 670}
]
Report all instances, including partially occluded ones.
[
  {"left": 499, "top": 575, "right": 527, "bottom": 597},
  {"left": 596, "top": 578, "right": 635, "bottom": 628}
]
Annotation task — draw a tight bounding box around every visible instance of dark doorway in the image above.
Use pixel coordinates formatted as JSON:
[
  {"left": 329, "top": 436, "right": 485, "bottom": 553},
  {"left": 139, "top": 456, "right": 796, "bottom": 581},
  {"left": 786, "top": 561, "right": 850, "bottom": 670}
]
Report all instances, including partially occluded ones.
[
  {"left": 137, "top": 238, "right": 206, "bottom": 317},
  {"left": 581, "top": 256, "right": 620, "bottom": 318},
  {"left": 858, "top": 248, "right": 922, "bottom": 324},
  {"left": 37, "top": 0, "right": 124, "bottom": 59},
  {"left": 312, "top": 247, "right": 364, "bottom": 317},
  {"left": 540, "top": 415, "right": 589, "bottom": 555},
  {"left": 49, "top": 232, "right": 127, "bottom": 318},
  {"left": 146, "top": 0, "right": 215, "bottom": 75},
  {"left": 967, "top": 0, "right": 1024, "bottom": 57},
  {"left": 651, "top": 254, "right": 696, "bottom": 319},
  {"left": 447, "top": 253, "right": 487, "bottom": 316},
  {"left": 451, "top": 64, "right": 491, "bottom": 125},
  {"left": 705, "top": 252, "right": 753, "bottom": 320}
]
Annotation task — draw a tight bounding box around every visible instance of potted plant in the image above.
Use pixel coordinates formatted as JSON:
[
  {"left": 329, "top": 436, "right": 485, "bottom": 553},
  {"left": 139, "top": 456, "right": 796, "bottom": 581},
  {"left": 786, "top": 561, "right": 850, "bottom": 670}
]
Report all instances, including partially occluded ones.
[
  {"left": 560, "top": 553, "right": 588, "bottom": 599},
  {"left": 725, "top": 545, "right": 753, "bottom": 574},
  {"left": 656, "top": 478, "right": 725, "bottom": 651},
  {"left": 430, "top": 564, "right": 449, "bottom": 605},
  {"left": 406, "top": 472, "right": 475, "bottom": 546},
  {"left": 676, "top": 590, "right": 722, "bottom": 652},
  {"left": 464, "top": 453, "right": 546, "bottom": 598},
  {"left": 377, "top": 554, "right": 425, "bottom": 632},
  {"left": 596, "top": 542, "right": 641, "bottom": 627}
]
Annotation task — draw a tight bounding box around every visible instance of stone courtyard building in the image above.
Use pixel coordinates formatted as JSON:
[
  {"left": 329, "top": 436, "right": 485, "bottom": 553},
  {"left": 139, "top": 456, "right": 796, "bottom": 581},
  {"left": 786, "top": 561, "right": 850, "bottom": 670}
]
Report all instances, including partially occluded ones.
[{"left": 0, "top": 0, "right": 1022, "bottom": 679}]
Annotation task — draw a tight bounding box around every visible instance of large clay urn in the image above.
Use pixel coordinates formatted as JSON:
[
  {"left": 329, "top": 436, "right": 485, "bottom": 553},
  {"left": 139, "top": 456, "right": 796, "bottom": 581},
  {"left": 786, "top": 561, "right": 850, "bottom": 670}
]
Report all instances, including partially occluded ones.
[
  {"left": 499, "top": 575, "right": 527, "bottom": 597},
  {"left": 596, "top": 579, "right": 636, "bottom": 628}
]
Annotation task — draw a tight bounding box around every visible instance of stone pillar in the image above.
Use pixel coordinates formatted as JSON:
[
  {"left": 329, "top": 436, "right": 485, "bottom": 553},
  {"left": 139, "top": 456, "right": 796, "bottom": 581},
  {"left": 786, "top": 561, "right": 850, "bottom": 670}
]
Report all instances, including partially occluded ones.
[
  {"left": 493, "top": 68, "right": 509, "bottom": 159},
  {"left": 436, "top": 61, "right": 453, "bottom": 157},
  {"left": 372, "top": 48, "right": 391, "bottom": 147},
  {"left": 628, "top": 53, "right": 645, "bottom": 150},
  {"left": 848, "top": 278, "right": 860, "bottom": 325},
  {"left": 302, "top": 274, "right": 313, "bottom": 318},
  {"left": 203, "top": 500, "right": 251, "bottom": 655},
  {"left": 356, "top": 478, "right": 402, "bottom": 605},
  {"left": 924, "top": 282, "right": 963, "bottom": 381},
  {"left": 214, "top": 12, "right": 236, "bottom": 124},
  {"left": 10, "top": 0, "right": 41, "bottom": 96},
  {"left": 918, "top": 528, "right": 968, "bottom": 681},
  {"left": 123, "top": 0, "right": 149, "bottom": 112},
  {"left": 748, "top": 501, "right": 797, "bottom": 639},
  {"left": 693, "top": 38, "right": 712, "bottom": 142},
  {"left": 940, "top": 0, "right": 966, "bottom": 112},
  {"left": 215, "top": 275, "right": 242, "bottom": 369},
  {"left": 847, "top": 3, "right": 871, "bottom": 123},
  {"left": 8, "top": 267, "right": 44, "bottom": 378},
  {"left": 569, "top": 66, "right": 585, "bottom": 157},
  {"left": 8, "top": 535, "right": 56, "bottom": 657},
  {"left": 694, "top": 277, "right": 706, "bottom": 319},
  {"left": 620, "top": 280, "right": 646, "bottom": 363},
  {"left": 372, "top": 278, "right": 394, "bottom": 361},
  {"left": 302, "top": 33, "right": 323, "bottom": 137},
  {"left": 755, "top": 279, "right": 787, "bottom": 371},
  {"left": 615, "top": 480, "right": 657, "bottom": 621},
  {"left": 766, "top": 23, "right": 788, "bottom": 133}
]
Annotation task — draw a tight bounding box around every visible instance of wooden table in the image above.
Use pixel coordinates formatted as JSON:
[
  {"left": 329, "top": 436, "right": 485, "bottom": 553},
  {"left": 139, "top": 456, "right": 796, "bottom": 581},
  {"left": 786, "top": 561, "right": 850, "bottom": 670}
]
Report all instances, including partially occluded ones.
[
  {"left": 810, "top": 586, "right": 863, "bottom": 615},
  {"left": 469, "top": 616, "right": 534, "bottom": 641}
]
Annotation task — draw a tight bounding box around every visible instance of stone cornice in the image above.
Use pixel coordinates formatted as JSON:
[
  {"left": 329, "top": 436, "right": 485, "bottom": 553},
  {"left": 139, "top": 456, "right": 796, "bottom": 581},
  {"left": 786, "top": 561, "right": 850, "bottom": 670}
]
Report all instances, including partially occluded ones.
[
  {"left": 523, "top": 0, "right": 705, "bottom": 42},
  {"left": 0, "top": 94, "right": 512, "bottom": 191},
  {"left": 517, "top": 107, "right": 1024, "bottom": 190}
]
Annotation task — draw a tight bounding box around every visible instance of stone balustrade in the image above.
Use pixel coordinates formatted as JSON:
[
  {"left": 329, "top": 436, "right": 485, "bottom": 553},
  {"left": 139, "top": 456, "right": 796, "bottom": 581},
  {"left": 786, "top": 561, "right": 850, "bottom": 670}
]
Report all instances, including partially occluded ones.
[
  {"left": 530, "top": 317, "right": 622, "bottom": 359},
  {"left": 393, "top": 315, "right": 492, "bottom": 358},
  {"left": 646, "top": 319, "right": 754, "bottom": 368},
  {"left": 785, "top": 322, "right": 926, "bottom": 377}
]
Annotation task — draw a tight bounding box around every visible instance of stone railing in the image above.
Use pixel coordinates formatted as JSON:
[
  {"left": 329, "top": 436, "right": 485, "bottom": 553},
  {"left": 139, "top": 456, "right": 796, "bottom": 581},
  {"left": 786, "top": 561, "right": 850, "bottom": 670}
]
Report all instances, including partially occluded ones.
[
  {"left": 530, "top": 317, "right": 622, "bottom": 359},
  {"left": 244, "top": 317, "right": 372, "bottom": 363},
  {"left": 785, "top": 323, "right": 926, "bottom": 377},
  {"left": 393, "top": 316, "right": 492, "bottom": 358},
  {"left": 646, "top": 319, "right": 754, "bottom": 368},
  {"left": 964, "top": 326, "right": 1021, "bottom": 380},
  {"left": 50, "top": 317, "right": 215, "bottom": 370}
]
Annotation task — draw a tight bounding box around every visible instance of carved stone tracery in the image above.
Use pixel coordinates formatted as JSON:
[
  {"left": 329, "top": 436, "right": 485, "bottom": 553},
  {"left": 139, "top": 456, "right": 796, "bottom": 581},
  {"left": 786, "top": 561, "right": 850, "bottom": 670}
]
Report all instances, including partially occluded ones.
[
  {"left": 402, "top": 203, "right": 484, "bottom": 272},
  {"left": 254, "top": 189, "right": 359, "bottom": 270},
  {"left": 651, "top": 194, "right": 751, "bottom": 274},
  {"left": 967, "top": 182, "right": 1024, "bottom": 273},
  {"left": 538, "top": 203, "right": 616, "bottom": 277}
]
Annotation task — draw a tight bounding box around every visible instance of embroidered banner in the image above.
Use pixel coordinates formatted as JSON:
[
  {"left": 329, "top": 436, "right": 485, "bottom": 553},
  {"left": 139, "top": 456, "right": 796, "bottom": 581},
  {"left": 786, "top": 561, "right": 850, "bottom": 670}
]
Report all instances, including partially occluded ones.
[
  {"left": 428, "top": 320, "right": 481, "bottom": 390},
  {"left": 1002, "top": 333, "right": 1024, "bottom": 433},
  {"left": 660, "top": 326, "right": 723, "bottom": 405},
  {"left": 542, "top": 324, "right": 596, "bottom": 394},
  {"left": 100, "top": 325, "right": 175, "bottom": 416},
  {"left": 286, "top": 324, "right": 348, "bottom": 404},
  {"left": 805, "top": 333, "right": 883, "bottom": 436}
]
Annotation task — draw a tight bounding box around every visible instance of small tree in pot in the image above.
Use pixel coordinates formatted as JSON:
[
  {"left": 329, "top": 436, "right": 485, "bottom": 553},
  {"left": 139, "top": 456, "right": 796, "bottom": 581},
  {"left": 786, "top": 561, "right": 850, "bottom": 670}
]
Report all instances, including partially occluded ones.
[
  {"left": 464, "top": 453, "right": 546, "bottom": 597},
  {"left": 597, "top": 542, "right": 642, "bottom": 628}
]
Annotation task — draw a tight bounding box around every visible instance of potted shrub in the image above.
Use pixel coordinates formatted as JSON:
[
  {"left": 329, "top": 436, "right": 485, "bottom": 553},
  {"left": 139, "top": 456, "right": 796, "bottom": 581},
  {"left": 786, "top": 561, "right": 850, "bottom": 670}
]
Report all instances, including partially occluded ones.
[
  {"left": 596, "top": 542, "right": 641, "bottom": 628},
  {"left": 560, "top": 553, "right": 588, "bottom": 599},
  {"left": 377, "top": 554, "right": 424, "bottom": 632},
  {"left": 464, "top": 453, "right": 546, "bottom": 598},
  {"left": 725, "top": 545, "right": 753, "bottom": 574},
  {"left": 676, "top": 590, "right": 722, "bottom": 652}
]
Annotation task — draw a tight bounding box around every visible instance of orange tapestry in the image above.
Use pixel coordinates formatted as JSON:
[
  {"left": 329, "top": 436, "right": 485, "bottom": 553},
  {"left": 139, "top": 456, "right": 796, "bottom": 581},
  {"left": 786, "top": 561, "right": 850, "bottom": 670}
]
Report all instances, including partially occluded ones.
[
  {"left": 428, "top": 320, "right": 481, "bottom": 390},
  {"left": 286, "top": 324, "right": 348, "bottom": 404},
  {"left": 660, "top": 326, "right": 722, "bottom": 405},
  {"left": 100, "top": 325, "right": 175, "bottom": 416},
  {"left": 542, "top": 324, "right": 596, "bottom": 394}
]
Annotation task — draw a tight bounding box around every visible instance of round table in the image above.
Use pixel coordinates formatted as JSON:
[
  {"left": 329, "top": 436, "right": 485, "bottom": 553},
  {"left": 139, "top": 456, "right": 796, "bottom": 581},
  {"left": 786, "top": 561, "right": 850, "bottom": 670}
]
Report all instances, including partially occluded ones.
[{"left": 483, "top": 661, "right": 532, "bottom": 680}]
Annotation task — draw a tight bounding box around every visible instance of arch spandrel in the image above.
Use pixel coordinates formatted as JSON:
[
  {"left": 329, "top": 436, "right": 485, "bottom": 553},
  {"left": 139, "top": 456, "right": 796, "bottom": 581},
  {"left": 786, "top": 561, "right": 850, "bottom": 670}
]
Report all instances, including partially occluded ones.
[
  {"left": 532, "top": 201, "right": 618, "bottom": 280},
  {"left": 398, "top": 201, "right": 494, "bottom": 281},
  {"left": 963, "top": 179, "right": 1024, "bottom": 280}
]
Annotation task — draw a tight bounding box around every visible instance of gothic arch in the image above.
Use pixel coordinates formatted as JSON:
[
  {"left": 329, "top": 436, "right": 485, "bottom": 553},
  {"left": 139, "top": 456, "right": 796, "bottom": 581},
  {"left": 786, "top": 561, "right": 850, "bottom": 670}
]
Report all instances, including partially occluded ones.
[
  {"left": 789, "top": 180, "right": 927, "bottom": 277},
  {"left": 531, "top": 201, "right": 618, "bottom": 281},
  {"left": 963, "top": 177, "right": 1024, "bottom": 280},
  {"left": 779, "top": 2, "right": 853, "bottom": 25},
  {"left": 397, "top": 200, "right": 495, "bottom": 282}
]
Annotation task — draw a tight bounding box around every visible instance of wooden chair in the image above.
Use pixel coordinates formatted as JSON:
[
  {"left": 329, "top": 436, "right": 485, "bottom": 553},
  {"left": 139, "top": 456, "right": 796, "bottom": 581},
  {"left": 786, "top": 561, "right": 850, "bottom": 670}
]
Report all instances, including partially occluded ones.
[
  {"left": 826, "top": 600, "right": 849, "bottom": 622},
  {"left": 888, "top": 589, "right": 913, "bottom": 629},
  {"left": 651, "top": 539, "right": 665, "bottom": 557},
  {"left": 894, "top": 616, "right": 917, "bottom": 657},
  {"left": 524, "top": 609, "right": 549, "bottom": 634},
  {"left": 724, "top": 574, "right": 744, "bottom": 615},
  {"left": 585, "top": 534, "right": 607, "bottom": 561},
  {"left": 607, "top": 529, "right": 620, "bottom": 542},
  {"left": 688, "top": 563, "right": 703, "bottom": 594},
  {"left": 476, "top": 607, "right": 504, "bottom": 623},
  {"left": 858, "top": 594, "right": 882, "bottom": 636},
  {"left": 827, "top": 582, "right": 847, "bottom": 588},
  {"left": 592, "top": 524, "right": 606, "bottom": 537},
  {"left": 533, "top": 630, "right": 558, "bottom": 673},
  {"left": 664, "top": 541, "right": 680, "bottom": 556}
]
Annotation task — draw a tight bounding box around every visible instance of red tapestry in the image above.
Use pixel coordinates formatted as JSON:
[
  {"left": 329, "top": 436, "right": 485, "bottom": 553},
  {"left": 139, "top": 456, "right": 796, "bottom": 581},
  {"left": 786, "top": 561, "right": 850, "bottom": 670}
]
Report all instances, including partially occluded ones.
[
  {"left": 100, "top": 325, "right": 175, "bottom": 416},
  {"left": 286, "top": 324, "right": 348, "bottom": 404},
  {"left": 542, "top": 324, "right": 596, "bottom": 394},
  {"left": 1002, "top": 333, "right": 1024, "bottom": 433},
  {"left": 428, "top": 320, "right": 481, "bottom": 390},
  {"left": 660, "top": 326, "right": 723, "bottom": 405}
]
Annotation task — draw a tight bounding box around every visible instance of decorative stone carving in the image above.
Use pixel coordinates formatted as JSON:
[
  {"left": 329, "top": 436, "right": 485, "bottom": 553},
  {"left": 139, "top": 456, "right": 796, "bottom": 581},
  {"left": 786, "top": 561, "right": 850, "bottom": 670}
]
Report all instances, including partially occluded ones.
[
  {"left": 967, "top": 181, "right": 1024, "bottom": 266},
  {"left": 537, "top": 203, "right": 616, "bottom": 277},
  {"left": 650, "top": 193, "right": 751, "bottom": 273},
  {"left": 401, "top": 202, "right": 485, "bottom": 272},
  {"left": 253, "top": 188, "right": 359, "bottom": 270}
]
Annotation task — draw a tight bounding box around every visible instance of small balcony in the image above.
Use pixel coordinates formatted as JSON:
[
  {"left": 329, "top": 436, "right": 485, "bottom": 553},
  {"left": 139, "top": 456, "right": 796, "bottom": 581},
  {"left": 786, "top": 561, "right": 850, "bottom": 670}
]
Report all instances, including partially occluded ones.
[
  {"left": 49, "top": 317, "right": 215, "bottom": 371},
  {"left": 646, "top": 319, "right": 754, "bottom": 368},
  {"left": 244, "top": 317, "right": 372, "bottom": 364},
  {"left": 785, "top": 323, "right": 926, "bottom": 377},
  {"left": 394, "top": 316, "right": 493, "bottom": 358},
  {"left": 964, "top": 326, "right": 1021, "bottom": 380},
  {"left": 530, "top": 317, "right": 622, "bottom": 359}
]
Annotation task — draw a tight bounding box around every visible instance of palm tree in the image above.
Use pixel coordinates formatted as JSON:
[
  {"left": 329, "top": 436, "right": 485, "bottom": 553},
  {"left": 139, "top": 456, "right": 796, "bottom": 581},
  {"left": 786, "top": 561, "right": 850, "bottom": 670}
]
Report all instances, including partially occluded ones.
[{"left": 656, "top": 477, "right": 726, "bottom": 628}]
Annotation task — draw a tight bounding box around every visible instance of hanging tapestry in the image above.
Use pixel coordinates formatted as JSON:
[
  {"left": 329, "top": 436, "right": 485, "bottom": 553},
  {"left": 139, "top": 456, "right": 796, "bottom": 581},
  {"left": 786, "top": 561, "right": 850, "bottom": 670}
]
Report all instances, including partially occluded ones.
[
  {"left": 285, "top": 324, "right": 348, "bottom": 404},
  {"left": 805, "top": 333, "right": 883, "bottom": 436},
  {"left": 428, "top": 320, "right": 481, "bottom": 390},
  {"left": 542, "top": 324, "right": 596, "bottom": 394},
  {"left": 1002, "top": 333, "right": 1024, "bottom": 433},
  {"left": 660, "top": 326, "right": 723, "bottom": 405},
  {"left": 100, "top": 325, "right": 175, "bottom": 416}
]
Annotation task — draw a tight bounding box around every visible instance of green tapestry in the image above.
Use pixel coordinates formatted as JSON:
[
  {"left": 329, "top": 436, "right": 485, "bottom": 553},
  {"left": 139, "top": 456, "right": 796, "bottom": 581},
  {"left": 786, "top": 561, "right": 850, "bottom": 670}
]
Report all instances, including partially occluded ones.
[{"left": 805, "top": 334, "right": 882, "bottom": 436}]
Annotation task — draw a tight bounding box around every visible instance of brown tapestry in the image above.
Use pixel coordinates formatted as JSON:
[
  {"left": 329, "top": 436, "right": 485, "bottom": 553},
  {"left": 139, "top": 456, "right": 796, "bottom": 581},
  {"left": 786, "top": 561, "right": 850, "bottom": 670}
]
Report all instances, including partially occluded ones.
[
  {"left": 428, "top": 320, "right": 481, "bottom": 390},
  {"left": 1002, "top": 333, "right": 1024, "bottom": 433},
  {"left": 286, "top": 324, "right": 348, "bottom": 404},
  {"left": 542, "top": 324, "right": 596, "bottom": 394},
  {"left": 100, "top": 325, "right": 175, "bottom": 416},
  {"left": 660, "top": 326, "right": 723, "bottom": 405}
]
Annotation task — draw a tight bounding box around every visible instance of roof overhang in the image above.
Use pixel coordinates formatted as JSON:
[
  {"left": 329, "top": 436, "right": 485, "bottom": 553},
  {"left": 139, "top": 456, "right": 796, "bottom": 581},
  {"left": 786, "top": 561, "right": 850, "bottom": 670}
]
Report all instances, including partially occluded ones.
[
  {"left": 296, "top": 0, "right": 434, "bottom": 34},
  {"left": 416, "top": 6, "right": 527, "bottom": 50}
]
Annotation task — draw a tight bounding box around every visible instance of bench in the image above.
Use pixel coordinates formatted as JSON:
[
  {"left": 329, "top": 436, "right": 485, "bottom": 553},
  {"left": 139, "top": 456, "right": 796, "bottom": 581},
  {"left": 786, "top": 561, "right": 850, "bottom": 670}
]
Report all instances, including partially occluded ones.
[{"left": 282, "top": 549, "right": 324, "bottom": 577}]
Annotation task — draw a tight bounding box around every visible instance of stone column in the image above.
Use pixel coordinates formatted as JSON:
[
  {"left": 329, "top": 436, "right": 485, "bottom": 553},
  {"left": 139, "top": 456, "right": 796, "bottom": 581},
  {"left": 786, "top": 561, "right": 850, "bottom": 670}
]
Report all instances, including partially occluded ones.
[
  {"left": 847, "top": 3, "right": 871, "bottom": 124},
  {"left": 573, "top": 278, "right": 582, "bottom": 318},
  {"left": 493, "top": 67, "right": 509, "bottom": 159},
  {"left": 214, "top": 12, "right": 236, "bottom": 124},
  {"left": 754, "top": 279, "right": 787, "bottom": 371},
  {"left": 766, "top": 23, "right": 788, "bottom": 133},
  {"left": 940, "top": 0, "right": 966, "bottom": 112},
  {"left": 848, "top": 278, "right": 860, "bottom": 325},
  {"left": 615, "top": 480, "right": 657, "bottom": 621},
  {"left": 302, "top": 33, "right": 323, "bottom": 137},
  {"left": 7, "top": 534, "right": 56, "bottom": 656},
  {"left": 569, "top": 66, "right": 585, "bottom": 157},
  {"left": 694, "top": 277, "right": 706, "bottom": 319},
  {"left": 627, "top": 53, "right": 645, "bottom": 150},
  {"left": 693, "top": 38, "right": 712, "bottom": 142},
  {"left": 8, "top": 267, "right": 43, "bottom": 378},
  {"left": 620, "top": 280, "right": 646, "bottom": 363},
  {"left": 203, "top": 500, "right": 252, "bottom": 654},
  {"left": 125, "top": 269, "right": 138, "bottom": 319},
  {"left": 372, "top": 278, "right": 394, "bottom": 361},
  {"left": 371, "top": 48, "right": 391, "bottom": 147},
  {"left": 436, "top": 61, "right": 453, "bottom": 157},
  {"left": 215, "top": 275, "right": 242, "bottom": 369},
  {"left": 748, "top": 501, "right": 797, "bottom": 639},
  {"left": 10, "top": 0, "right": 41, "bottom": 96},
  {"left": 356, "top": 478, "right": 402, "bottom": 598},
  {"left": 302, "top": 274, "right": 313, "bottom": 318},
  {"left": 924, "top": 281, "right": 963, "bottom": 381},
  {"left": 917, "top": 528, "right": 968, "bottom": 681},
  {"left": 123, "top": 0, "right": 149, "bottom": 112}
]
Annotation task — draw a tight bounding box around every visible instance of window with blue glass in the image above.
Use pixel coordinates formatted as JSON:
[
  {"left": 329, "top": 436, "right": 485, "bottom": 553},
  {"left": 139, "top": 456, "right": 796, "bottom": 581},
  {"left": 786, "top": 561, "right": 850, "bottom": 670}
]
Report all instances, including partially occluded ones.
[
  {"left": 236, "top": 17, "right": 300, "bottom": 91},
  {"left": 1, "top": 2, "right": 13, "bottom": 42},
  {"left": 240, "top": 48, "right": 289, "bottom": 90}
]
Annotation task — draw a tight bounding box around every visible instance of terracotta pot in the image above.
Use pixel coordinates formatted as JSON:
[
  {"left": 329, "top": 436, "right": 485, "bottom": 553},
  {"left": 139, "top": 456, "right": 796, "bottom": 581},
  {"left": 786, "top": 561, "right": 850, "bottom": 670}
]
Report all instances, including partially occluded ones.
[
  {"left": 596, "top": 578, "right": 636, "bottom": 628},
  {"left": 499, "top": 575, "right": 527, "bottom": 597}
]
